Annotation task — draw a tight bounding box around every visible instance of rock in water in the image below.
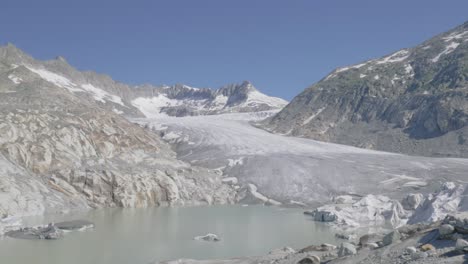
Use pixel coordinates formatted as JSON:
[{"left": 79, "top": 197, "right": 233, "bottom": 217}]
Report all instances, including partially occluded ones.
[
  {"left": 6, "top": 223, "right": 64, "bottom": 240},
  {"left": 382, "top": 230, "right": 401, "bottom": 246},
  {"left": 194, "top": 233, "right": 220, "bottom": 242},
  {"left": 337, "top": 242, "right": 356, "bottom": 257},
  {"left": 55, "top": 220, "right": 94, "bottom": 231}
]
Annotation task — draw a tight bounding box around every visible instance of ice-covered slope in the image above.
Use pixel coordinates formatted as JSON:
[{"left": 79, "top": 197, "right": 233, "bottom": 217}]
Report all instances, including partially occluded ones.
[
  {"left": 133, "top": 112, "right": 468, "bottom": 205},
  {"left": 131, "top": 81, "right": 288, "bottom": 117},
  {"left": 262, "top": 21, "right": 468, "bottom": 158}
]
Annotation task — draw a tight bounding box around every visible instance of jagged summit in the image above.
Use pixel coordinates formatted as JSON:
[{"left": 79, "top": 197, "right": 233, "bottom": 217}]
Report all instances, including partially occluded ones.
[
  {"left": 131, "top": 80, "right": 287, "bottom": 117},
  {"left": 0, "top": 44, "right": 286, "bottom": 118}
]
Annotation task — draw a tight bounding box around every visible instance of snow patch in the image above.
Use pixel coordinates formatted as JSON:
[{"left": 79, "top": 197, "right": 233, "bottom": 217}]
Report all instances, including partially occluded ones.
[
  {"left": 359, "top": 74, "right": 367, "bottom": 78},
  {"left": 431, "top": 42, "right": 460, "bottom": 62},
  {"left": 244, "top": 90, "right": 288, "bottom": 108},
  {"left": 80, "top": 84, "right": 125, "bottom": 106},
  {"left": 26, "top": 66, "right": 81, "bottom": 92},
  {"left": 7, "top": 74, "right": 22, "bottom": 84},
  {"left": 442, "top": 30, "right": 468, "bottom": 42},
  {"left": 375, "top": 50, "right": 410, "bottom": 64},
  {"left": 302, "top": 107, "right": 325, "bottom": 125},
  {"left": 25, "top": 66, "right": 126, "bottom": 106},
  {"left": 405, "top": 64, "right": 414, "bottom": 77}
]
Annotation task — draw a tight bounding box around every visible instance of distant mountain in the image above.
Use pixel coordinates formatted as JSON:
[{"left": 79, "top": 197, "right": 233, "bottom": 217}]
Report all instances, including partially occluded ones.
[
  {"left": 261, "top": 21, "right": 468, "bottom": 157},
  {"left": 131, "top": 81, "right": 287, "bottom": 117}
]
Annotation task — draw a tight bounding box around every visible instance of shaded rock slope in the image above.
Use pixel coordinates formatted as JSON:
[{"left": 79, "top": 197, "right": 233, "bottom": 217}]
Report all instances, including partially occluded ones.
[{"left": 262, "top": 21, "right": 468, "bottom": 157}]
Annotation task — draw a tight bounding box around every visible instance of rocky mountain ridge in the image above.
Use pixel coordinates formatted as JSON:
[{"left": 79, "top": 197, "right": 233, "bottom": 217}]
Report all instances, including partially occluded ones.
[
  {"left": 262, "top": 21, "right": 468, "bottom": 157},
  {"left": 0, "top": 44, "right": 288, "bottom": 225}
]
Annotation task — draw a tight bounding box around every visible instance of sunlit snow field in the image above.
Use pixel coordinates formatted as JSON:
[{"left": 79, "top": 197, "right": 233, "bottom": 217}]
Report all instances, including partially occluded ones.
[{"left": 133, "top": 112, "right": 468, "bottom": 204}]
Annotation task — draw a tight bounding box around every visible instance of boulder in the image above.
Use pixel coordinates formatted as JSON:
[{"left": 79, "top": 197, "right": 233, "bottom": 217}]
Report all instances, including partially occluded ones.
[
  {"left": 438, "top": 224, "right": 455, "bottom": 238},
  {"left": 362, "top": 242, "right": 379, "bottom": 249},
  {"left": 337, "top": 242, "right": 356, "bottom": 257},
  {"left": 193, "top": 233, "right": 220, "bottom": 242},
  {"left": 359, "top": 233, "right": 383, "bottom": 245},
  {"left": 382, "top": 230, "right": 400, "bottom": 246},
  {"left": 335, "top": 232, "right": 356, "bottom": 241},
  {"left": 297, "top": 255, "right": 320, "bottom": 264},
  {"left": 401, "top": 193, "right": 424, "bottom": 210},
  {"left": 444, "top": 213, "right": 468, "bottom": 234},
  {"left": 42, "top": 224, "right": 63, "bottom": 240},
  {"left": 420, "top": 244, "right": 436, "bottom": 252},
  {"left": 405, "top": 246, "right": 417, "bottom": 254},
  {"left": 455, "top": 238, "right": 468, "bottom": 253}
]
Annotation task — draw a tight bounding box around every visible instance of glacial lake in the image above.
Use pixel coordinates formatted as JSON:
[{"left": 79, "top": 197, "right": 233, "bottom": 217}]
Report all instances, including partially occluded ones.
[{"left": 0, "top": 205, "right": 339, "bottom": 264}]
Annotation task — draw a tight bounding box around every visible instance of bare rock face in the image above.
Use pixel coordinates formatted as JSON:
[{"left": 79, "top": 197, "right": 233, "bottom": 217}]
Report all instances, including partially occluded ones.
[
  {"left": 0, "top": 44, "right": 237, "bottom": 224},
  {"left": 261, "top": 21, "right": 468, "bottom": 158}
]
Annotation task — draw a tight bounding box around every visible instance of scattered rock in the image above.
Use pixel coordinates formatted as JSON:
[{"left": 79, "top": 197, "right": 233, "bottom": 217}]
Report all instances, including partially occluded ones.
[
  {"left": 337, "top": 242, "right": 357, "bottom": 257},
  {"left": 335, "top": 232, "right": 355, "bottom": 241},
  {"left": 411, "top": 251, "right": 428, "bottom": 260},
  {"left": 359, "top": 233, "right": 383, "bottom": 245},
  {"left": 401, "top": 193, "right": 424, "bottom": 210},
  {"left": 269, "top": 247, "right": 296, "bottom": 255},
  {"left": 382, "top": 230, "right": 400, "bottom": 246},
  {"left": 297, "top": 255, "right": 320, "bottom": 264},
  {"left": 299, "top": 243, "right": 336, "bottom": 253},
  {"left": 444, "top": 213, "right": 468, "bottom": 234},
  {"left": 405, "top": 246, "right": 417, "bottom": 254},
  {"left": 455, "top": 238, "right": 468, "bottom": 253},
  {"left": 420, "top": 243, "right": 436, "bottom": 252},
  {"left": 194, "top": 233, "right": 220, "bottom": 242},
  {"left": 362, "top": 242, "right": 379, "bottom": 249},
  {"left": 438, "top": 224, "right": 455, "bottom": 238}
]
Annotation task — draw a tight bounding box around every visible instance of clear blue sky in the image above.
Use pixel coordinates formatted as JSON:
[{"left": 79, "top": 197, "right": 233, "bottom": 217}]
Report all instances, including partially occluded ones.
[{"left": 1, "top": 0, "right": 467, "bottom": 100}]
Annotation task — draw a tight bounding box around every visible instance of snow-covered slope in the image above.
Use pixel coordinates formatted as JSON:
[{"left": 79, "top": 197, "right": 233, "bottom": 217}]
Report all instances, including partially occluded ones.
[{"left": 131, "top": 81, "right": 288, "bottom": 117}]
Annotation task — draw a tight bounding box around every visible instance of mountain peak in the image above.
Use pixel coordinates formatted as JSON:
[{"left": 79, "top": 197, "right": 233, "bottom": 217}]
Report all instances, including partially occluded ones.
[{"left": 55, "top": 56, "right": 67, "bottom": 63}]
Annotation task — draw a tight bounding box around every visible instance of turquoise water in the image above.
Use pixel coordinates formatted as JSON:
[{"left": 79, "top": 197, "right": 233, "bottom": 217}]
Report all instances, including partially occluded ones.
[{"left": 0, "top": 205, "right": 338, "bottom": 264}]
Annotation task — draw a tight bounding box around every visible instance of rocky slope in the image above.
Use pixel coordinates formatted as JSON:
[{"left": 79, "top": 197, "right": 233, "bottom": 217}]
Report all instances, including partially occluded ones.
[
  {"left": 262, "top": 21, "right": 468, "bottom": 157},
  {"left": 0, "top": 44, "right": 243, "bottom": 227}
]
